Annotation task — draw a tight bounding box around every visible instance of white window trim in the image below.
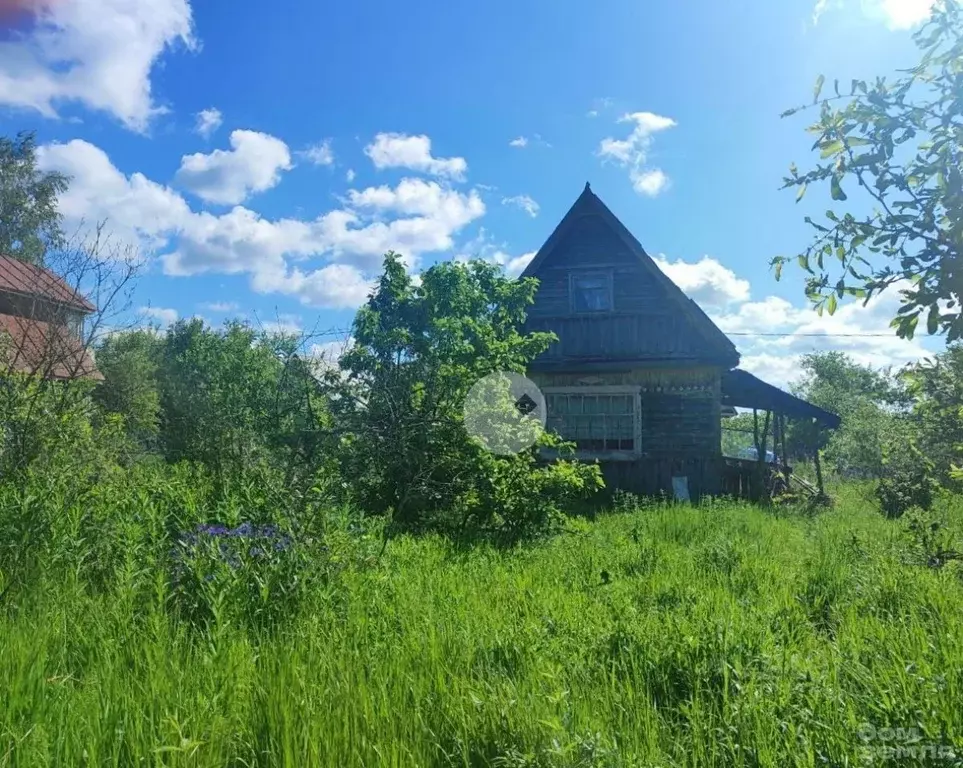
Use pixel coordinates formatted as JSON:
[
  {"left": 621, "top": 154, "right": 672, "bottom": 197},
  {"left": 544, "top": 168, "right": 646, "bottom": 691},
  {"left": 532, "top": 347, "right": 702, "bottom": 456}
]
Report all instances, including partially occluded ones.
[{"left": 541, "top": 385, "right": 642, "bottom": 461}]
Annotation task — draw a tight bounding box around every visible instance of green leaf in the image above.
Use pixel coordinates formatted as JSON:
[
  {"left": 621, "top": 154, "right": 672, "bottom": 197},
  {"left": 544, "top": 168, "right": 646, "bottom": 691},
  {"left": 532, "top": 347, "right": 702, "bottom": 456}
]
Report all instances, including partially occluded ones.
[
  {"left": 796, "top": 183, "right": 807, "bottom": 202},
  {"left": 927, "top": 305, "right": 939, "bottom": 334},
  {"left": 773, "top": 261, "right": 783, "bottom": 280},
  {"left": 830, "top": 174, "right": 848, "bottom": 201},
  {"left": 813, "top": 74, "right": 825, "bottom": 103},
  {"left": 826, "top": 293, "right": 838, "bottom": 314},
  {"left": 820, "top": 139, "right": 845, "bottom": 158}
]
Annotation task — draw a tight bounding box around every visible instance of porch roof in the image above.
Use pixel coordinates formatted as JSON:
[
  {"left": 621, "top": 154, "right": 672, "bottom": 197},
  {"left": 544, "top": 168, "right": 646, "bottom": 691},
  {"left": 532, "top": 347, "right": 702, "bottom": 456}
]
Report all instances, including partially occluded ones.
[{"left": 721, "top": 368, "right": 841, "bottom": 428}]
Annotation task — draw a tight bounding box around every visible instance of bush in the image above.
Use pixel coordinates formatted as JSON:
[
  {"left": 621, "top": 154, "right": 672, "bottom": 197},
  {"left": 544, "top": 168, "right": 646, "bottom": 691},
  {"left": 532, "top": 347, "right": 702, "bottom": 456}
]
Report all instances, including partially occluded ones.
[{"left": 876, "top": 442, "right": 937, "bottom": 519}]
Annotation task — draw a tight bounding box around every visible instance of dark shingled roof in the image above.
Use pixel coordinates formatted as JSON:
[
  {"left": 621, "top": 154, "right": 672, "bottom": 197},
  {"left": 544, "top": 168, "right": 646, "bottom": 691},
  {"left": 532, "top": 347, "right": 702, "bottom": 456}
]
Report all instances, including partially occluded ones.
[
  {"left": 722, "top": 369, "right": 841, "bottom": 428},
  {"left": 0, "top": 255, "right": 96, "bottom": 313}
]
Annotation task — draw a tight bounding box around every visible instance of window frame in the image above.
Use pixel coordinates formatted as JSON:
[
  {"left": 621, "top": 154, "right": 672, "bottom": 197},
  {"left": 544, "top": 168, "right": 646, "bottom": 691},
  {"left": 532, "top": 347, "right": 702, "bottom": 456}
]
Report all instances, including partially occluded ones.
[
  {"left": 542, "top": 385, "right": 642, "bottom": 461},
  {"left": 569, "top": 269, "right": 614, "bottom": 315}
]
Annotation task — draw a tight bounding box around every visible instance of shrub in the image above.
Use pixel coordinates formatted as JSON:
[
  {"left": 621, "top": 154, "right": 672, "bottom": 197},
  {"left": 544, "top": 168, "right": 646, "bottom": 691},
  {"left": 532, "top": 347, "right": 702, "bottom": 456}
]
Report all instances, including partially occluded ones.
[{"left": 876, "top": 442, "right": 937, "bottom": 519}]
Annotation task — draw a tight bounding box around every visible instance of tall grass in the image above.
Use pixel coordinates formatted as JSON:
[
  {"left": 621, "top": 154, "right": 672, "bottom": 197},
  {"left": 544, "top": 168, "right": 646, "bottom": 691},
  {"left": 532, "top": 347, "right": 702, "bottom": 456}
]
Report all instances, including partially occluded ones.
[{"left": 2, "top": 477, "right": 962, "bottom": 766}]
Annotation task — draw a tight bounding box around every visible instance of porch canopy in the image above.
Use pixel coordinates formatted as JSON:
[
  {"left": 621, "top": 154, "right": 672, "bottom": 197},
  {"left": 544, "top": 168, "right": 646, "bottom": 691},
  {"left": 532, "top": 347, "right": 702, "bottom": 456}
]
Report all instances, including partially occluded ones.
[{"left": 721, "top": 369, "right": 841, "bottom": 428}]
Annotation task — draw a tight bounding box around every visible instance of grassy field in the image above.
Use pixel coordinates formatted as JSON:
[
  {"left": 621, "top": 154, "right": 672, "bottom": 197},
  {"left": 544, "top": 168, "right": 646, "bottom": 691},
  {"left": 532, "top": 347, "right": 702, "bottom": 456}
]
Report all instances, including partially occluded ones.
[{"left": 2, "top": 484, "right": 963, "bottom": 767}]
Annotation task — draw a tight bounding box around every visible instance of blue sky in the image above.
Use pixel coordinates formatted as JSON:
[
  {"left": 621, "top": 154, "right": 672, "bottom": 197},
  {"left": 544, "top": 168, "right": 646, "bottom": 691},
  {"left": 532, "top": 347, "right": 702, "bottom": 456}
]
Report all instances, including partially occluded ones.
[{"left": 0, "top": 0, "right": 944, "bottom": 385}]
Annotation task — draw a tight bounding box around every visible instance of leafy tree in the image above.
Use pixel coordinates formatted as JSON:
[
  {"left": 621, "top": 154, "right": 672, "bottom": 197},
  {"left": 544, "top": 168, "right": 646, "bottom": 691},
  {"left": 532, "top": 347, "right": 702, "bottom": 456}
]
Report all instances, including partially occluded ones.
[
  {"left": 93, "top": 330, "right": 163, "bottom": 447},
  {"left": 774, "top": 1, "right": 963, "bottom": 339},
  {"left": 903, "top": 342, "right": 963, "bottom": 481},
  {"left": 328, "top": 252, "right": 603, "bottom": 539},
  {"left": 789, "top": 352, "right": 911, "bottom": 478},
  {"left": 0, "top": 131, "right": 69, "bottom": 264},
  {"left": 156, "top": 319, "right": 325, "bottom": 492}
]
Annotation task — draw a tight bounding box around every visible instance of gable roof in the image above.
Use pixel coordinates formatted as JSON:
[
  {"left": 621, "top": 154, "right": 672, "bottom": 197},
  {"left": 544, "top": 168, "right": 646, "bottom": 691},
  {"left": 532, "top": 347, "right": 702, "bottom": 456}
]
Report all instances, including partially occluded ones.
[
  {"left": 0, "top": 255, "right": 97, "bottom": 314},
  {"left": 521, "top": 184, "right": 739, "bottom": 368}
]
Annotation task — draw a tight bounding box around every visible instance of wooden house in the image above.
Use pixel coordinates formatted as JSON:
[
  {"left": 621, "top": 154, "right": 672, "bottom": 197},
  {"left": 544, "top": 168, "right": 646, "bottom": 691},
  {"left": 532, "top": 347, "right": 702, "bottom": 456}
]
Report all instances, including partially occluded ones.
[
  {"left": 0, "top": 255, "right": 101, "bottom": 380},
  {"left": 522, "top": 184, "right": 838, "bottom": 500}
]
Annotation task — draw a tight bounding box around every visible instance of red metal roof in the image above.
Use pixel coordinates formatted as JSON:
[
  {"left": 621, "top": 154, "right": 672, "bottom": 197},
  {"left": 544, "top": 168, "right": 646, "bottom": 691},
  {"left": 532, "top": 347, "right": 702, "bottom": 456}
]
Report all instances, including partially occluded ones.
[
  {"left": 0, "top": 255, "right": 97, "bottom": 313},
  {"left": 0, "top": 313, "right": 102, "bottom": 381}
]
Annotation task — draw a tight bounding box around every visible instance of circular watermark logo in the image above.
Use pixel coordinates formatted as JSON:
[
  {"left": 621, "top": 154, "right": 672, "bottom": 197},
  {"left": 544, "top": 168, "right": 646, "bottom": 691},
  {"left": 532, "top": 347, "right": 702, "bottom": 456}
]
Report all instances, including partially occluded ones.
[{"left": 463, "top": 371, "right": 546, "bottom": 456}]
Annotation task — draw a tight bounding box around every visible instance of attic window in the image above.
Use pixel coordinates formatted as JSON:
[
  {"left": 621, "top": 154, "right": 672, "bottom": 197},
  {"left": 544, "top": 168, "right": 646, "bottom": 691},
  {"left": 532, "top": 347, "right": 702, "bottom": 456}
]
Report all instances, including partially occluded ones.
[{"left": 570, "top": 271, "right": 612, "bottom": 313}]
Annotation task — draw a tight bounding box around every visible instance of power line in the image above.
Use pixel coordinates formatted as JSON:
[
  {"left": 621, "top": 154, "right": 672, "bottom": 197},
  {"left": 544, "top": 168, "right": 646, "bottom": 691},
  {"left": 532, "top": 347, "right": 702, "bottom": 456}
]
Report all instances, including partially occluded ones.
[
  {"left": 305, "top": 327, "right": 897, "bottom": 340},
  {"left": 727, "top": 331, "right": 893, "bottom": 338}
]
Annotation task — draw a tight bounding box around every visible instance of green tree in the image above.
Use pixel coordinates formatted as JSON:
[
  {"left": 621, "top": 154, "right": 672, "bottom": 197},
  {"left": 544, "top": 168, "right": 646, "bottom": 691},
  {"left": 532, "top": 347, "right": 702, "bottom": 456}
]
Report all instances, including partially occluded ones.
[
  {"left": 328, "top": 252, "right": 602, "bottom": 539},
  {"left": 774, "top": 1, "right": 963, "bottom": 339},
  {"left": 789, "top": 352, "right": 911, "bottom": 478},
  {"left": 904, "top": 343, "right": 963, "bottom": 482},
  {"left": 157, "top": 319, "right": 324, "bottom": 492},
  {"left": 93, "top": 330, "right": 163, "bottom": 447},
  {"left": 0, "top": 131, "right": 69, "bottom": 264}
]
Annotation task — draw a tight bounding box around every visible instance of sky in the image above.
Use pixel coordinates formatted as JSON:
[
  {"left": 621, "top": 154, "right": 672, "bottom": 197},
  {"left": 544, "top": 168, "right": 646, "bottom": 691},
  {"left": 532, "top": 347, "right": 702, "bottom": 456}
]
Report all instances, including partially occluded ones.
[{"left": 0, "top": 0, "right": 947, "bottom": 387}]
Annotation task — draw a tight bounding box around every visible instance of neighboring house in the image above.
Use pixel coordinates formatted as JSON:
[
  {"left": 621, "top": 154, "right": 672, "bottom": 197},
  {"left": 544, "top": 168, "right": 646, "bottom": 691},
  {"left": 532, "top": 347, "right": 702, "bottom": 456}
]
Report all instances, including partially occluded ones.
[
  {"left": 522, "top": 184, "right": 838, "bottom": 499},
  {"left": 0, "top": 255, "right": 101, "bottom": 380}
]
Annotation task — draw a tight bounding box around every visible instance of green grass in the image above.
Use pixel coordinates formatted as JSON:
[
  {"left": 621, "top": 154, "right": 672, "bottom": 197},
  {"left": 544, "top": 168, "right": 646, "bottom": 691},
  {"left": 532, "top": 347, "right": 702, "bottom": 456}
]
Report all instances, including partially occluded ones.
[{"left": 3, "top": 485, "right": 963, "bottom": 766}]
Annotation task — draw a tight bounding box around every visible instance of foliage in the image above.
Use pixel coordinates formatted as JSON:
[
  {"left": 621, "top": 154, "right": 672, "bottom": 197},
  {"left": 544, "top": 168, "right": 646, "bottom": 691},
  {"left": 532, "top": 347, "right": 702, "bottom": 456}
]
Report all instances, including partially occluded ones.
[
  {"left": 876, "top": 441, "right": 937, "bottom": 519},
  {"left": 328, "top": 252, "right": 603, "bottom": 539},
  {"left": 774, "top": 1, "right": 963, "bottom": 339},
  {"left": 92, "top": 329, "right": 163, "bottom": 447},
  {"left": 170, "top": 522, "right": 318, "bottom": 632},
  {"left": 789, "top": 351, "right": 911, "bottom": 478},
  {"left": 0, "top": 131, "right": 68, "bottom": 265},
  {"left": 902, "top": 505, "right": 962, "bottom": 568},
  {"left": 903, "top": 342, "right": 963, "bottom": 482},
  {"left": 156, "top": 319, "right": 326, "bottom": 493}
]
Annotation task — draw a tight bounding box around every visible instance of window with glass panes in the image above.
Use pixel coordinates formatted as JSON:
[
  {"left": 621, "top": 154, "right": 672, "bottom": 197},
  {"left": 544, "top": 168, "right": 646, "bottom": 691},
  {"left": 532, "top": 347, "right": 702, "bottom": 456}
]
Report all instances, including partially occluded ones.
[{"left": 545, "top": 392, "right": 637, "bottom": 452}]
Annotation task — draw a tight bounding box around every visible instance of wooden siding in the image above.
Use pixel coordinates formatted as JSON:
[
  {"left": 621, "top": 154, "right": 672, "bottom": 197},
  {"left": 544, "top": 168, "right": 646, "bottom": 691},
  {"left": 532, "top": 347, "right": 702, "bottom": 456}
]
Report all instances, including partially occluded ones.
[
  {"left": 531, "top": 367, "right": 724, "bottom": 498},
  {"left": 523, "top": 211, "right": 729, "bottom": 365}
]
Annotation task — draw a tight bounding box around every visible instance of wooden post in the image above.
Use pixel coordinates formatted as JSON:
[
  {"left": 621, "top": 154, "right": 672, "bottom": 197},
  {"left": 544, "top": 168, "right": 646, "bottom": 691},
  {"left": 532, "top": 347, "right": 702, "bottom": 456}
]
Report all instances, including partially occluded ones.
[
  {"left": 752, "top": 408, "right": 759, "bottom": 458},
  {"left": 780, "top": 414, "right": 790, "bottom": 483},
  {"left": 814, "top": 443, "right": 825, "bottom": 497}
]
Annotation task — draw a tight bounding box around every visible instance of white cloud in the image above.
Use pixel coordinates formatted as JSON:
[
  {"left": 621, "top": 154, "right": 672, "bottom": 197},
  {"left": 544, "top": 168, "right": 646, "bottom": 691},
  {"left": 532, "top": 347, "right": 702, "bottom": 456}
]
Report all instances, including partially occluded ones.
[
  {"left": 254, "top": 312, "right": 303, "bottom": 336},
  {"left": 632, "top": 169, "right": 669, "bottom": 197},
  {"left": 812, "top": 0, "right": 936, "bottom": 28},
  {"left": 300, "top": 139, "right": 334, "bottom": 166},
  {"left": 140, "top": 306, "right": 178, "bottom": 326},
  {"left": 502, "top": 251, "right": 536, "bottom": 277},
  {"left": 37, "top": 139, "right": 190, "bottom": 252},
  {"left": 175, "top": 130, "right": 293, "bottom": 205},
  {"left": 872, "top": 0, "right": 936, "bottom": 28},
  {"left": 598, "top": 111, "right": 676, "bottom": 197},
  {"left": 194, "top": 108, "right": 222, "bottom": 138},
  {"left": 455, "top": 228, "right": 535, "bottom": 277},
  {"left": 654, "top": 255, "right": 751, "bottom": 309},
  {"left": 509, "top": 136, "right": 529, "bottom": 148},
  {"left": 652, "top": 252, "right": 939, "bottom": 389},
  {"left": 502, "top": 194, "right": 540, "bottom": 218},
  {"left": 346, "top": 169, "right": 356, "bottom": 182},
  {"left": 0, "top": 0, "right": 195, "bottom": 131},
  {"left": 253, "top": 264, "right": 373, "bottom": 309},
  {"left": 364, "top": 133, "right": 467, "bottom": 180},
  {"left": 200, "top": 301, "right": 239, "bottom": 313},
  {"left": 39, "top": 140, "right": 484, "bottom": 309}
]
